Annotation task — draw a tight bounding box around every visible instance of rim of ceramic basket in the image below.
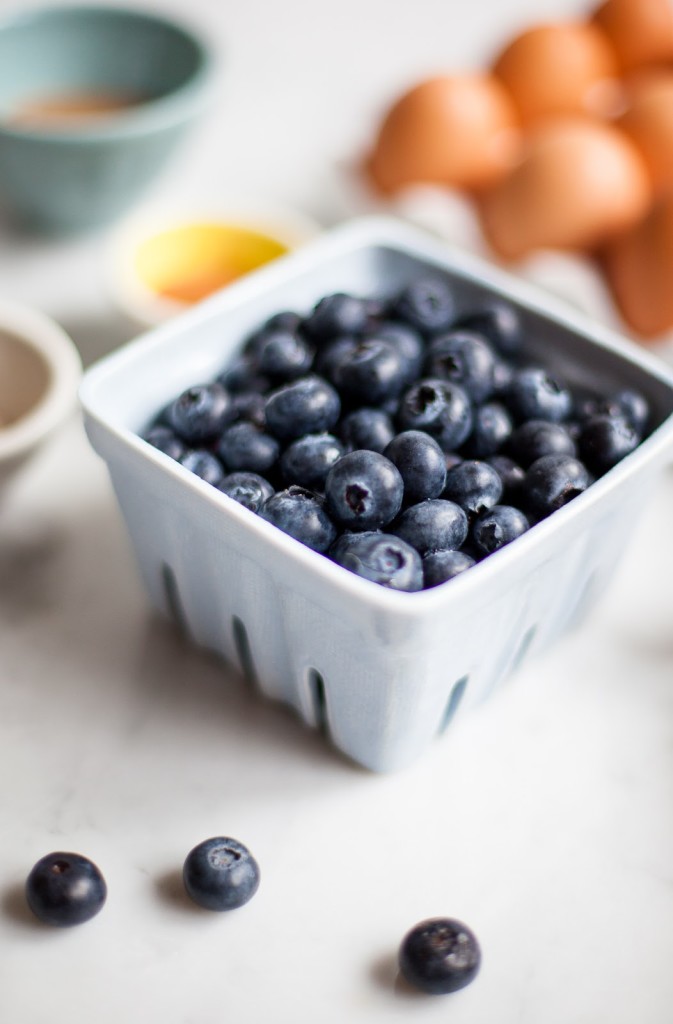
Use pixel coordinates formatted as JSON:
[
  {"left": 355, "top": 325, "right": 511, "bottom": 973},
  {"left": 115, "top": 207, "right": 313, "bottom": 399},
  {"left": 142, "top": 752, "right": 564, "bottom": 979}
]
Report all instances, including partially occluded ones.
[
  {"left": 0, "top": 3, "right": 215, "bottom": 144},
  {"left": 0, "top": 298, "right": 82, "bottom": 461}
]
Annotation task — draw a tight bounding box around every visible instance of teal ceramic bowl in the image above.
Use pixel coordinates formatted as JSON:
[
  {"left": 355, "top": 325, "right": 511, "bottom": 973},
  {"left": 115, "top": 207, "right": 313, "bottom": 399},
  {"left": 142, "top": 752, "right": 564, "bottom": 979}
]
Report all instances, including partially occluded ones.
[{"left": 0, "top": 5, "right": 214, "bottom": 233}]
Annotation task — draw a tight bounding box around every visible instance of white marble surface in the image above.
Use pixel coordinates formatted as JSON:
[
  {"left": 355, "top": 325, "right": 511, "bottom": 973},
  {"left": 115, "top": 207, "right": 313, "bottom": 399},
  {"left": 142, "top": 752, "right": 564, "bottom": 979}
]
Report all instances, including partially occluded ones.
[{"left": 1, "top": 1, "right": 673, "bottom": 1022}]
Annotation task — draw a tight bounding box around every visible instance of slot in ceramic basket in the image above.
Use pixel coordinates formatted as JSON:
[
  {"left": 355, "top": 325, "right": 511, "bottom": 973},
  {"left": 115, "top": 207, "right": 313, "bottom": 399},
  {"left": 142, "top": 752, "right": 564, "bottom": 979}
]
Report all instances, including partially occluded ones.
[{"left": 80, "top": 216, "right": 673, "bottom": 771}]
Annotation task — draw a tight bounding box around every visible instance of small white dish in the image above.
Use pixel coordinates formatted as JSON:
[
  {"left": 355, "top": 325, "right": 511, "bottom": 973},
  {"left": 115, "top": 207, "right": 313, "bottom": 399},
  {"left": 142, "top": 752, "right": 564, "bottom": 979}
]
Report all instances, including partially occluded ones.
[
  {"left": 109, "top": 200, "right": 322, "bottom": 328},
  {"left": 0, "top": 299, "right": 81, "bottom": 485}
]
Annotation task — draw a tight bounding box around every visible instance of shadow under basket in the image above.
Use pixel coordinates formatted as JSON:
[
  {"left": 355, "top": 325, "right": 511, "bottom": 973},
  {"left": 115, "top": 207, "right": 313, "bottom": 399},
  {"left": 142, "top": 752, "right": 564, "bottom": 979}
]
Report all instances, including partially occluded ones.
[{"left": 80, "top": 216, "right": 673, "bottom": 771}]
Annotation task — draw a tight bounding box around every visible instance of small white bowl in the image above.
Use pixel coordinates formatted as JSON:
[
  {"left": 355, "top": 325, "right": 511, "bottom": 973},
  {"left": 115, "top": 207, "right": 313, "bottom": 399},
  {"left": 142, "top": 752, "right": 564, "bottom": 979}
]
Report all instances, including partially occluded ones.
[
  {"left": 109, "top": 201, "right": 322, "bottom": 328},
  {"left": 0, "top": 299, "right": 81, "bottom": 485}
]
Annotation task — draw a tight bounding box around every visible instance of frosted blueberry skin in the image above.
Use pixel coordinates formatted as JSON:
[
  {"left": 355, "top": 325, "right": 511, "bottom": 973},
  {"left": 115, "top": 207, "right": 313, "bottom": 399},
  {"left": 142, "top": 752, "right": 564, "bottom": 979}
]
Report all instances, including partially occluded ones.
[
  {"left": 330, "top": 531, "right": 423, "bottom": 592},
  {"left": 397, "top": 378, "right": 473, "bottom": 451},
  {"left": 26, "top": 852, "right": 107, "bottom": 927},
  {"left": 369, "top": 320, "right": 425, "bottom": 383},
  {"left": 143, "top": 425, "right": 186, "bottom": 461},
  {"left": 219, "top": 472, "right": 275, "bottom": 513},
  {"left": 508, "top": 419, "right": 577, "bottom": 468},
  {"left": 424, "top": 330, "right": 497, "bottom": 404},
  {"left": 179, "top": 449, "right": 225, "bottom": 487},
  {"left": 505, "top": 367, "right": 572, "bottom": 424},
  {"left": 523, "top": 454, "right": 592, "bottom": 517},
  {"left": 216, "top": 421, "right": 280, "bottom": 475},
  {"left": 487, "top": 454, "right": 526, "bottom": 505},
  {"left": 423, "top": 549, "right": 476, "bottom": 588},
  {"left": 259, "top": 486, "right": 336, "bottom": 552},
  {"left": 393, "top": 277, "right": 455, "bottom": 335},
  {"left": 393, "top": 499, "right": 469, "bottom": 557},
  {"left": 461, "top": 401, "right": 513, "bottom": 459},
  {"left": 384, "top": 430, "right": 447, "bottom": 504},
  {"left": 453, "top": 298, "right": 523, "bottom": 356},
  {"left": 578, "top": 414, "right": 640, "bottom": 475},
  {"left": 183, "top": 837, "right": 260, "bottom": 912},
  {"left": 166, "top": 382, "right": 233, "bottom": 443},
  {"left": 332, "top": 338, "right": 408, "bottom": 406},
  {"left": 325, "top": 450, "right": 404, "bottom": 532},
  {"left": 280, "top": 433, "right": 344, "bottom": 490},
  {"left": 443, "top": 460, "right": 503, "bottom": 517},
  {"left": 264, "top": 375, "right": 341, "bottom": 441},
  {"left": 472, "top": 505, "right": 530, "bottom": 555},
  {"left": 399, "top": 917, "right": 482, "bottom": 995},
  {"left": 338, "top": 408, "right": 395, "bottom": 454},
  {"left": 303, "top": 292, "right": 370, "bottom": 341},
  {"left": 255, "top": 329, "right": 314, "bottom": 382}
]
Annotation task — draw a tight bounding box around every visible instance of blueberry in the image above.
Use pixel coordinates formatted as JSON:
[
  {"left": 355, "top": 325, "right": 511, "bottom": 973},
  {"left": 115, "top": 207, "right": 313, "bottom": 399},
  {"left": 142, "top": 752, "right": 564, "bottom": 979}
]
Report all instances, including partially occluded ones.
[
  {"left": 263, "top": 310, "right": 303, "bottom": 334},
  {"left": 179, "top": 449, "right": 225, "bottom": 486},
  {"left": 610, "top": 388, "right": 650, "bottom": 433},
  {"left": 453, "top": 298, "right": 522, "bottom": 355},
  {"left": 443, "top": 460, "right": 503, "bottom": 516},
  {"left": 393, "top": 499, "right": 468, "bottom": 556},
  {"left": 216, "top": 421, "right": 280, "bottom": 475},
  {"left": 219, "top": 472, "right": 274, "bottom": 512},
  {"left": 265, "top": 375, "right": 340, "bottom": 440},
  {"left": 312, "top": 335, "right": 358, "bottom": 383},
  {"left": 280, "top": 432, "right": 344, "bottom": 490},
  {"left": 461, "top": 402, "right": 513, "bottom": 458},
  {"left": 393, "top": 277, "right": 455, "bottom": 335},
  {"left": 183, "top": 836, "right": 260, "bottom": 911},
  {"left": 217, "top": 357, "right": 270, "bottom": 396},
  {"left": 332, "top": 338, "right": 408, "bottom": 405},
  {"left": 338, "top": 408, "right": 395, "bottom": 453},
  {"left": 508, "top": 419, "right": 576, "bottom": 467},
  {"left": 578, "top": 414, "right": 640, "bottom": 475},
  {"left": 330, "top": 531, "right": 423, "bottom": 591},
  {"left": 523, "top": 453, "right": 592, "bottom": 517},
  {"left": 384, "top": 430, "right": 447, "bottom": 503},
  {"left": 166, "top": 382, "right": 233, "bottom": 443},
  {"left": 424, "top": 330, "right": 496, "bottom": 403},
  {"left": 259, "top": 486, "right": 336, "bottom": 551},
  {"left": 25, "top": 852, "right": 107, "bottom": 927},
  {"left": 303, "top": 293, "right": 369, "bottom": 340},
  {"left": 472, "top": 505, "right": 529, "bottom": 554},
  {"left": 368, "top": 320, "right": 424, "bottom": 382},
  {"left": 398, "top": 917, "right": 481, "bottom": 995},
  {"left": 492, "top": 359, "right": 515, "bottom": 396},
  {"left": 397, "top": 378, "right": 473, "bottom": 451},
  {"left": 143, "top": 425, "right": 186, "bottom": 461},
  {"left": 423, "top": 549, "right": 476, "bottom": 588},
  {"left": 505, "top": 367, "right": 572, "bottom": 423},
  {"left": 230, "top": 390, "right": 267, "bottom": 429},
  {"left": 256, "top": 329, "right": 314, "bottom": 381},
  {"left": 487, "top": 454, "right": 526, "bottom": 504},
  {"left": 325, "top": 450, "right": 404, "bottom": 531}
]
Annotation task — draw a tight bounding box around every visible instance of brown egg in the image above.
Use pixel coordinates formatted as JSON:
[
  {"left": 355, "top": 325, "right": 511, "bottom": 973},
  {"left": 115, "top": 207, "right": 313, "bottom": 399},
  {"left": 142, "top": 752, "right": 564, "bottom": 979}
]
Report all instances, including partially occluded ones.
[
  {"left": 618, "top": 72, "right": 673, "bottom": 194},
  {"left": 366, "top": 74, "right": 521, "bottom": 195},
  {"left": 479, "top": 117, "right": 651, "bottom": 261},
  {"left": 603, "top": 193, "right": 673, "bottom": 337},
  {"left": 491, "top": 22, "right": 622, "bottom": 125},
  {"left": 592, "top": 0, "right": 673, "bottom": 73}
]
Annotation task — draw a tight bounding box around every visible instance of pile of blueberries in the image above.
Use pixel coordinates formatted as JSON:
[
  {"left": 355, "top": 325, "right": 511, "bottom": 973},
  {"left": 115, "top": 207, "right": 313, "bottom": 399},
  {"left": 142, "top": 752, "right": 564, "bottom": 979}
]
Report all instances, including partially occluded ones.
[{"left": 143, "top": 277, "right": 650, "bottom": 592}]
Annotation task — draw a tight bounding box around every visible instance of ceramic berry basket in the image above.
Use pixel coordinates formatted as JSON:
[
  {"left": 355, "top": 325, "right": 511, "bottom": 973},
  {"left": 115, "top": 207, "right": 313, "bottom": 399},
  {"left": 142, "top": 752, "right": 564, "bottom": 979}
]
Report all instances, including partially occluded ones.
[{"left": 80, "top": 216, "right": 673, "bottom": 771}]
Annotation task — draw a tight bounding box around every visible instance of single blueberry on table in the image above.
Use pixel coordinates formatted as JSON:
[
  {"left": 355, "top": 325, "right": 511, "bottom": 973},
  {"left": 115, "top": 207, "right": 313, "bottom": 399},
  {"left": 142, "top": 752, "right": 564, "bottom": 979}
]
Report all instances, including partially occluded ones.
[
  {"left": 453, "top": 298, "right": 522, "bottom": 355},
  {"left": 443, "top": 460, "right": 503, "bottom": 516},
  {"left": 338, "top": 407, "right": 395, "bottom": 454},
  {"left": 216, "top": 421, "right": 280, "bottom": 475},
  {"left": 25, "top": 852, "right": 107, "bottom": 927},
  {"left": 505, "top": 367, "right": 572, "bottom": 423},
  {"left": 424, "top": 330, "right": 497, "bottom": 403},
  {"left": 166, "top": 382, "right": 234, "bottom": 443},
  {"left": 508, "top": 419, "right": 576, "bottom": 467},
  {"left": 280, "top": 432, "right": 344, "bottom": 490},
  {"left": 398, "top": 917, "right": 482, "bottom": 995},
  {"left": 332, "top": 338, "right": 408, "bottom": 406},
  {"left": 393, "top": 499, "right": 468, "bottom": 556},
  {"left": 462, "top": 401, "right": 513, "bottom": 459},
  {"left": 523, "top": 453, "right": 592, "bottom": 517},
  {"left": 255, "top": 328, "right": 314, "bottom": 381},
  {"left": 578, "top": 414, "right": 640, "bottom": 475},
  {"left": 397, "top": 378, "right": 473, "bottom": 451},
  {"left": 143, "top": 425, "right": 186, "bottom": 461},
  {"left": 423, "top": 549, "right": 476, "bottom": 588},
  {"left": 472, "top": 505, "right": 530, "bottom": 554},
  {"left": 330, "top": 531, "right": 423, "bottom": 592},
  {"left": 259, "top": 486, "right": 337, "bottom": 551},
  {"left": 303, "top": 292, "right": 369, "bottom": 340},
  {"left": 264, "top": 375, "right": 341, "bottom": 441},
  {"left": 183, "top": 836, "right": 260, "bottom": 911},
  {"left": 218, "top": 472, "right": 274, "bottom": 513},
  {"left": 393, "top": 277, "right": 455, "bottom": 335},
  {"left": 325, "top": 450, "right": 404, "bottom": 531},
  {"left": 384, "top": 430, "right": 447, "bottom": 504},
  {"left": 179, "top": 449, "right": 225, "bottom": 487}
]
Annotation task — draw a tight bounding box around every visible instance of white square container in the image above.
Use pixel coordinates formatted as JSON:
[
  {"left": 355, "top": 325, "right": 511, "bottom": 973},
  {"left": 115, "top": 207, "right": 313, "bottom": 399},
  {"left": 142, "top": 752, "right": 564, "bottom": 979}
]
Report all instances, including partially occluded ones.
[{"left": 80, "top": 217, "right": 673, "bottom": 771}]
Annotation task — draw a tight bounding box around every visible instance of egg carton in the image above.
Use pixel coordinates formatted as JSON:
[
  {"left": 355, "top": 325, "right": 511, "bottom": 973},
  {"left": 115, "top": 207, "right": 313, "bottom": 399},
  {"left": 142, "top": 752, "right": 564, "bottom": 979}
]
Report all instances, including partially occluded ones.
[{"left": 80, "top": 216, "right": 673, "bottom": 771}]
